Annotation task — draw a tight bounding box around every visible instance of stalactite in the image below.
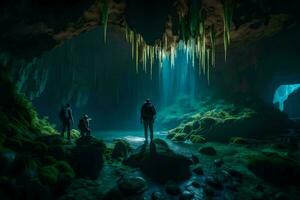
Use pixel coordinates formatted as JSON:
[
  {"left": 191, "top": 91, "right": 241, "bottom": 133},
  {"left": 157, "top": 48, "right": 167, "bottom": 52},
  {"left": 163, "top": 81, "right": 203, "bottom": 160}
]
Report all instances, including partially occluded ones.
[
  {"left": 223, "top": 0, "right": 234, "bottom": 61},
  {"left": 209, "top": 25, "right": 216, "bottom": 67},
  {"left": 99, "top": 0, "right": 110, "bottom": 43}
]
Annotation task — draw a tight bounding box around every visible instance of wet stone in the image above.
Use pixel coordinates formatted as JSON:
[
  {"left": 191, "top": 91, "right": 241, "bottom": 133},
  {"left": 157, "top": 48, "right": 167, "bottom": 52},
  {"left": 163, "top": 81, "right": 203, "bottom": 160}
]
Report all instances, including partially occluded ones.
[
  {"left": 191, "top": 181, "right": 201, "bottom": 188},
  {"left": 118, "top": 176, "right": 147, "bottom": 196},
  {"left": 199, "top": 146, "right": 217, "bottom": 156},
  {"left": 214, "top": 159, "right": 224, "bottom": 167},
  {"left": 165, "top": 182, "right": 181, "bottom": 196},
  {"left": 180, "top": 190, "right": 194, "bottom": 200},
  {"left": 192, "top": 165, "right": 204, "bottom": 175},
  {"left": 151, "top": 191, "right": 167, "bottom": 200}
]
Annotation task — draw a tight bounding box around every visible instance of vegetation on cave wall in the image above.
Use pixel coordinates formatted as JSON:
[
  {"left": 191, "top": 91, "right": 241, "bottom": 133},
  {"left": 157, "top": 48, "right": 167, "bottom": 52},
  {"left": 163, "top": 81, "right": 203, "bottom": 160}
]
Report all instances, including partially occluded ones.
[{"left": 0, "top": 66, "right": 57, "bottom": 140}]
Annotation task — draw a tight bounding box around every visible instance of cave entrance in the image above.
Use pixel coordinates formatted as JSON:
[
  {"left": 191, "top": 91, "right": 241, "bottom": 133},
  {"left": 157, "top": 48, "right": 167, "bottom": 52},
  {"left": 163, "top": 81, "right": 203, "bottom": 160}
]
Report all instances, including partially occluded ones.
[{"left": 273, "top": 84, "right": 300, "bottom": 119}]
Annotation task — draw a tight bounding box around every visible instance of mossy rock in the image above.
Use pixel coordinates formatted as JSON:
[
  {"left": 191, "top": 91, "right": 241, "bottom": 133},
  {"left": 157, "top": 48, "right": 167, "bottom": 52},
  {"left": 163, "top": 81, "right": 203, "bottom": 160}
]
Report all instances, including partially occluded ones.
[
  {"left": 200, "top": 117, "right": 217, "bottom": 129},
  {"left": 230, "top": 137, "right": 249, "bottom": 145},
  {"left": 54, "top": 161, "right": 75, "bottom": 179},
  {"left": 169, "top": 127, "right": 183, "bottom": 134},
  {"left": 3, "top": 138, "right": 23, "bottom": 151},
  {"left": 166, "top": 132, "right": 176, "bottom": 139},
  {"left": 153, "top": 138, "right": 169, "bottom": 149},
  {"left": 112, "top": 140, "right": 131, "bottom": 159},
  {"left": 71, "top": 137, "right": 105, "bottom": 179},
  {"left": 190, "top": 135, "right": 206, "bottom": 144},
  {"left": 192, "top": 121, "right": 201, "bottom": 129},
  {"left": 42, "top": 156, "right": 57, "bottom": 165},
  {"left": 48, "top": 145, "right": 66, "bottom": 160},
  {"left": 70, "top": 129, "right": 81, "bottom": 139},
  {"left": 39, "top": 165, "right": 60, "bottom": 186},
  {"left": 183, "top": 123, "right": 193, "bottom": 134},
  {"left": 0, "top": 148, "right": 16, "bottom": 174},
  {"left": 247, "top": 154, "right": 300, "bottom": 186},
  {"left": 33, "top": 142, "right": 48, "bottom": 155},
  {"left": 9, "top": 155, "right": 38, "bottom": 176},
  {"left": 171, "top": 133, "right": 188, "bottom": 142}
]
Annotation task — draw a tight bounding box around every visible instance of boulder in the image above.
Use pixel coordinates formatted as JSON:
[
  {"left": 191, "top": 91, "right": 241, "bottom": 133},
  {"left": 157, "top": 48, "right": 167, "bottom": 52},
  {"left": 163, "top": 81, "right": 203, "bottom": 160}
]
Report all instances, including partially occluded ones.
[
  {"left": 192, "top": 165, "right": 204, "bottom": 175},
  {"left": 151, "top": 191, "right": 167, "bottom": 200},
  {"left": 214, "top": 159, "right": 224, "bottom": 167},
  {"left": 124, "top": 139, "right": 192, "bottom": 183},
  {"left": 112, "top": 139, "right": 131, "bottom": 159},
  {"left": 71, "top": 137, "right": 106, "bottom": 179},
  {"left": 192, "top": 121, "right": 200, "bottom": 130},
  {"left": 191, "top": 181, "right": 201, "bottom": 188},
  {"left": 180, "top": 190, "right": 194, "bottom": 200},
  {"left": 183, "top": 124, "right": 193, "bottom": 134},
  {"left": 230, "top": 137, "right": 249, "bottom": 145},
  {"left": 247, "top": 154, "right": 300, "bottom": 186},
  {"left": 199, "top": 146, "right": 217, "bottom": 156},
  {"left": 117, "top": 176, "right": 147, "bottom": 196},
  {"left": 171, "top": 133, "right": 188, "bottom": 142},
  {"left": 205, "top": 176, "right": 223, "bottom": 190},
  {"left": 165, "top": 182, "right": 181, "bottom": 195},
  {"left": 190, "top": 135, "right": 206, "bottom": 144}
]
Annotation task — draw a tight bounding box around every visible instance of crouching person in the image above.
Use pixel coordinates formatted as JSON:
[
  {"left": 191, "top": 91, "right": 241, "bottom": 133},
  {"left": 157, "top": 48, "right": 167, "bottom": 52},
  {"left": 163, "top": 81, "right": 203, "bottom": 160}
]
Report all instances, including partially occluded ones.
[{"left": 78, "top": 114, "right": 92, "bottom": 137}]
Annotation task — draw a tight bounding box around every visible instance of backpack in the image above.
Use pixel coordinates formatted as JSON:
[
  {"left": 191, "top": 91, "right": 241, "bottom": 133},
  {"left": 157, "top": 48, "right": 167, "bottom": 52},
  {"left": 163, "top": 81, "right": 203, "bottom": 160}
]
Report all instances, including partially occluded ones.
[
  {"left": 142, "top": 103, "right": 155, "bottom": 118},
  {"left": 59, "top": 107, "right": 67, "bottom": 121}
]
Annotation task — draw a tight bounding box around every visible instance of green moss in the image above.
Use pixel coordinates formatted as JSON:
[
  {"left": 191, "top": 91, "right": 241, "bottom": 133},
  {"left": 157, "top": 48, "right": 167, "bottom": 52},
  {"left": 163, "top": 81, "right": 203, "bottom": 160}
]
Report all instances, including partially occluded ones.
[
  {"left": 190, "top": 135, "right": 206, "bottom": 144},
  {"left": 70, "top": 129, "right": 81, "bottom": 139},
  {"left": 43, "top": 156, "right": 57, "bottom": 165},
  {"left": 183, "top": 123, "right": 193, "bottom": 134},
  {"left": 33, "top": 142, "right": 49, "bottom": 155},
  {"left": 172, "top": 133, "right": 188, "bottom": 142},
  {"left": 39, "top": 165, "right": 60, "bottom": 186},
  {"left": 54, "top": 161, "right": 75, "bottom": 179}
]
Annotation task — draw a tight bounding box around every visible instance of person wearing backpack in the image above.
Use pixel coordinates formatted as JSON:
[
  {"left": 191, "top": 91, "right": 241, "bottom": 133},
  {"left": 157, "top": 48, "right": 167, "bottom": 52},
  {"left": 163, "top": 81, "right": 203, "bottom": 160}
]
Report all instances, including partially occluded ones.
[
  {"left": 140, "top": 99, "right": 157, "bottom": 144},
  {"left": 59, "top": 103, "right": 74, "bottom": 141}
]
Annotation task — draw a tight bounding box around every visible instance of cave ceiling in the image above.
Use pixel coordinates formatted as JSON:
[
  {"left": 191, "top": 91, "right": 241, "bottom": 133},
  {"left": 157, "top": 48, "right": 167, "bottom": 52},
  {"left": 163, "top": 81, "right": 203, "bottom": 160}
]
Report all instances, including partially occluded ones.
[{"left": 0, "top": 0, "right": 298, "bottom": 62}]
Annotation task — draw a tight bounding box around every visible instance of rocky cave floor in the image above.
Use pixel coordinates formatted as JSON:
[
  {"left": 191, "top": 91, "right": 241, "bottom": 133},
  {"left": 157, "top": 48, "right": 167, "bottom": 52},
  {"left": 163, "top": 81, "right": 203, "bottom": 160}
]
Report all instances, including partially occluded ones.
[{"left": 59, "top": 133, "right": 300, "bottom": 200}]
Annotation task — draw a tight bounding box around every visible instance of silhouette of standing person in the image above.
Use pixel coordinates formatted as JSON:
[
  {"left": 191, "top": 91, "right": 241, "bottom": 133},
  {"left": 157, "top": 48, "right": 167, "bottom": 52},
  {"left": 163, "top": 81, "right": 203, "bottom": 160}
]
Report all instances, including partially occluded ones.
[
  {"left": 59, "top": 104, "right": 74, "bottom": 141},
  {"left": 141, "top": 99, "right": 156, "bottom": 143}
]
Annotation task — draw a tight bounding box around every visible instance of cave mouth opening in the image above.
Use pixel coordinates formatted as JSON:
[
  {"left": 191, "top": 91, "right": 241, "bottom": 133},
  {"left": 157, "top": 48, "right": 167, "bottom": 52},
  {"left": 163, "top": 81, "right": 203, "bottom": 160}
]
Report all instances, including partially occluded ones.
[
  {"left": 273, "top": 83, "right": 300, "bottom": 118},
  {"left": 19, "top": 27, "right": 209, "bottom": 131}
]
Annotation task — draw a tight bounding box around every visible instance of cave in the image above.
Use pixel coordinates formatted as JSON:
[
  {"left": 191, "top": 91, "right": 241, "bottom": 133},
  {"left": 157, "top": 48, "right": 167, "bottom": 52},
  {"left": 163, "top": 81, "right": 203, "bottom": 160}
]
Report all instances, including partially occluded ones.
[{"left": 1, "top": 0, "right": 300, "bottom": 199}]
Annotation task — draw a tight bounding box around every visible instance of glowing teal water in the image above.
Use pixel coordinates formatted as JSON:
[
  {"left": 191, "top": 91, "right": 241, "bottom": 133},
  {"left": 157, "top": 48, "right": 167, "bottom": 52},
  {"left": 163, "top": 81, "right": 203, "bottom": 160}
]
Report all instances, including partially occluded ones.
[{"left": 273, "top": 84, "right": 300, "bottom": 111}]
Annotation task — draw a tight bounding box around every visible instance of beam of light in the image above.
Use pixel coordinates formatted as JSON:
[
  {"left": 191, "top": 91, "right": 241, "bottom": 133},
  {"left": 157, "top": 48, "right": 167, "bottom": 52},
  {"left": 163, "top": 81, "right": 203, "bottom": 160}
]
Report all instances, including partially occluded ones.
[{"left": 273, "top": 84, "right": 300, "bottom": 111}]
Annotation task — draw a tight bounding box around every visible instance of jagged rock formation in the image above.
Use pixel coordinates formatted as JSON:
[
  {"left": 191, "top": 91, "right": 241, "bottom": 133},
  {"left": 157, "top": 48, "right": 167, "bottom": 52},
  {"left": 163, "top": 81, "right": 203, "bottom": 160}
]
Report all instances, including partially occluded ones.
[{"left": 0, "top": 0, "right": 297, "bottom": 62}]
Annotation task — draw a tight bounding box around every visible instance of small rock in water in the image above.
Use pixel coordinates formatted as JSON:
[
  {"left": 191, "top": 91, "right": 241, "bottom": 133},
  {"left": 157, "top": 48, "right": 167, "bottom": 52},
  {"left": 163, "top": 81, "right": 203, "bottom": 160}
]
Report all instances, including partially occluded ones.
[
  {"left": 180, "top": 190, "right": 194, "bottom": 200},
  {"left": 192, "top": 165, "right": 204, "bottom": 175},
  {"left": 274, "top": 192, "right": 287, "bottom": 200},
  {"left": 228, "top": 169, "right": 243, "bottom": 182},
  {"left": 190, "top": 155, "right": 199, "bottom": 164},
  {"left": 191, "top": 181, "right": 201, "bottom": 188},
  {"left": 118, "top": 176, "right": 147, "bottom": 196},
  {"left": 204, "top": 185, "right": 215, "bottom": 196},
  {"left": 214, "top": 159, "right": 224, "bottom": 167},
  {"left": 151, "top": 191, "right": 167, "bottom": 200},
  {"left": 253, "top": 184, "right": 265, "bottom": 192},
  {"left": 206, "top": 176, "right": 223, "bottom": 190},
  {"left": 199, "top": 146, "right": 217, "bottom": 156},
  {"left": 165, "top": 182, "right": 181, "bottom": 196}
]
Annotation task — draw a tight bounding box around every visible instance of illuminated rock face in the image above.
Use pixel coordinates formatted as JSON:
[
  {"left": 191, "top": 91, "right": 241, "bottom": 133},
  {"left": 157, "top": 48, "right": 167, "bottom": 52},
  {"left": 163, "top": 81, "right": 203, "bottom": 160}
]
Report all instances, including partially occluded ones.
[{"left": 273, "top": 84, "right": 300, "bottom": 111}]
